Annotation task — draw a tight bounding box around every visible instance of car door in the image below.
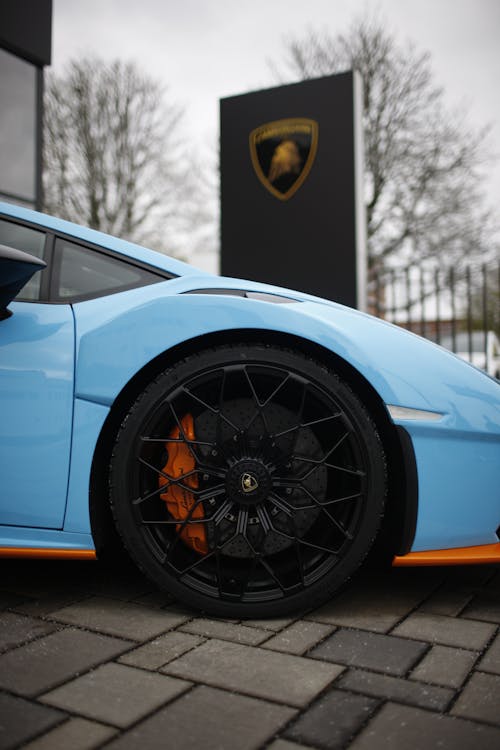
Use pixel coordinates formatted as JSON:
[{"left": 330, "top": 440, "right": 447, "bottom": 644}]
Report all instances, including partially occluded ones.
[{"left": 0, "top": 217, "right": 74, "bottom": 529}]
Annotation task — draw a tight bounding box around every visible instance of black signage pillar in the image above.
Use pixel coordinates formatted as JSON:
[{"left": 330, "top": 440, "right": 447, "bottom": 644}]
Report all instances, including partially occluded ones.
[{"left": 220, "top": 72, "right": 366, "bottom": 310}]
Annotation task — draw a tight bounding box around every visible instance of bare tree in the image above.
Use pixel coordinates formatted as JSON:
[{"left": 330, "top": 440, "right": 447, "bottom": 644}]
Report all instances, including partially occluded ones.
[
  {"left": 273, "top": 15, "right": 498, "bottom": 276},
  {"left": 43, "top": 58, "right": 215, "bottom": 259}
]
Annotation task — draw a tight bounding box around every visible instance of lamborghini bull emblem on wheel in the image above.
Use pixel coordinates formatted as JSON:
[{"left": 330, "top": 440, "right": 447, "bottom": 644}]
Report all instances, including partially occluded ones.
[{"left": 241, "top": 472, "right": 259, "bottom": 493}]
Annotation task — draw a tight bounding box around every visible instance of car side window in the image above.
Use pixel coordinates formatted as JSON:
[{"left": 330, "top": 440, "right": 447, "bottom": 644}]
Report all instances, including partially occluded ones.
[
  {"left": 0, "top": 218, "right": 46, "bottom": 301},
  {"left": 53, "top": 237, "right": 162, "bottom": 302}
]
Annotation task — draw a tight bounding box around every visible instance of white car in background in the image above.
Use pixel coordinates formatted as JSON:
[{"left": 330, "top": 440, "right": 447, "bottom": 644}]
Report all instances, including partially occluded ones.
[{"left": 440, "top": 331, "right": 500, "bottom": 378}]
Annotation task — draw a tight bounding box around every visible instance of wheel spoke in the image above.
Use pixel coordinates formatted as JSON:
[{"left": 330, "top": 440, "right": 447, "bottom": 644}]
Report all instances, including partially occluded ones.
[
  {"left": 256, "top": 504, "right": 274, "bottom": 532},
  {"left": 166, "top": 402, "right": 203, "bottom": 465},
  {"left": 236, "top": 508, "right": 249, "bottom": 537},
  {"left": 212, "top": 498, "right": 234, "bottom": 525},
  {"left": 274, "top": 412, "right": 342, "bottom": 439},
  {"left": 195, "top": 483, "right": 227, "bottom": 502},
  {"left": 268, "top": 492, "right": 294, "bottom": 517},
  {"left": 289, "top": 510, "right": 306, "bottom": 587},
  {"left": 269, "top": 522, "right": 341, "bottom": 557},
  {"left": 319, "top": 506, "right": 353, "bottom": 539},
  {"left": 137, "top": 456, "right": 198, "bottom": 492},
  {"left": 140, "top": 435, "right": 213, "bottom": 448},
  {"left": 132, "top": 483, "right": 168, "bottom": 506},
  {"left": 242, "top": 366, "right": 290, "bottom": 435},
  {"left": 183, "top": 383, "right": 239, "bottom": 433},
  {"left": 245, "top": 534, "right": 288, "bottom": 594},
  {"left": 319, "top": 492, "right": 362, "bottom": 507},
  {"left": 269, "top": 490, "right": 362, "bottom": 511}
]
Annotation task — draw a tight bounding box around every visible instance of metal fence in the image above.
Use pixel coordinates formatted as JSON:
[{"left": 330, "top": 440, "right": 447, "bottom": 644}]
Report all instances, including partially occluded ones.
[{"left": 369, "top": 260, "right": 500, "bottom": 378}]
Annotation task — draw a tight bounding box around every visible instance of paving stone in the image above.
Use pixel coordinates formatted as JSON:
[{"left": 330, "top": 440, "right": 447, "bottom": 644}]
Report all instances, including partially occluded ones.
[
  {"left": 105, "top": 684, "right": 296, "bottom": 750},
  {"left": 50, "top": 596, "right": 190, "bottom": 640},
  {"left": 445, "top": 565, "right": 495, "bottom": 589},
  {"left": 481, "top": 569, "right": 500, "bottom": 594},
  {"left": 410, "top": 645, "right": 478, "bottom": 688},
  {"left": 337, "top": 669, "right": 453, "bottom": 711},
  {"left": 0, "top": 590, "right": 29, "bottom": 610},
  {"left": 0, "top": 561, "right": 87, "bottom": 599},
  {"left": 267, "top": 741, "right": 316, "bottom": 750},
  {"left": 41, "top": 662, "right": 191, "bottom": 728},
  {"left": 451, "top": 672, "right": 500, "bottom": 725},
  {"left": 244, "top": 616, "right": 297, "bottom": 631},
  {"left": 3, "top": 564, "right": 500, "bottom": 750},
  {"left": 85, "top": 574, "right": 152, "bottom": 601},
  {"left": 411, "top": 646, "right": 479, "bottom": 689},
  {"left": 349, "top": 701, "right": 500, "bottom": 750},
  {"left": 0, "top": 627, "right": 131, "bottom": 696},
  {"left": 306, "top": 574, "right": 433, "bottom": 633},
  {"left": 0, "top": 611, "right": 58, "bottom": 652},
  {"left": 461, "top": 596, "right": 500, "bottom": 624},
  {"left": 285, "top": 688, "right": 379, "bottom": 749},
  {"left": 418, "top": 588, "right": 472, "bottom": 616},
  {"left": 162, "top": 602, "right": 199, "bottom": 617},
  {"left": 479, "top": 632, "right": 500, "bottom": 675},
  {"left": 0, "top": 578, "right": 61, "bottom": 599},
  {"left": 78, "top": 557, "right": 149, "bottom": 586},
  {"left": 13, "top": 592, "right": 91, "bottom": 617},
  {"left": 120, "top": 631, "right": 204, "bottom": 670},
  {"left": 164, "top": 638, "right": 343, "bottom": 707},
  {"left": 0, "top": 692, "right": 65, "bottom": 750},
  {"left": 131, "top": 590, "right": 176, "bottom": 608},
  {"left": 310, "top": 628, "right": 427, "bottom": 676},
  {"left": 23, "top": 717, "right": 117, "bottom": 750},
  {"left": 180, "top": 617, "right": 270, "bottom": 645},
  {"left": 392, "top": 612, "right": 496, "bottom": 649},
  {"left": 263, "top": 620, "right": 334, "bottom": 655}
]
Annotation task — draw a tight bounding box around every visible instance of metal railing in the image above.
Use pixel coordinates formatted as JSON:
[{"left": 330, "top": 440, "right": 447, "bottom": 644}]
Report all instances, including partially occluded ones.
[{"left": 369, "top": 260, "right": 500, "bottom": 377}]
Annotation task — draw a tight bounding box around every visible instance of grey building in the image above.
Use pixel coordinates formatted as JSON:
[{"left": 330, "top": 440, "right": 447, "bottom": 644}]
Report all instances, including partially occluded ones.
[{"left": 0, "top": 0, "right": 52, "bottom": 210}]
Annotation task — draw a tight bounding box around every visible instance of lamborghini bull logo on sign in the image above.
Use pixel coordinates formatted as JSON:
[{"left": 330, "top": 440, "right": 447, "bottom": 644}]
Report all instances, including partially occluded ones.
[{"left": 249, "top": 118, "right": 319, "bottom": 201}]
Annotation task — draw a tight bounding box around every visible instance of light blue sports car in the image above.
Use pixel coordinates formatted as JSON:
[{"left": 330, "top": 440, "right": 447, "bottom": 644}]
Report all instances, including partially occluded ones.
[{"left": 1, "top": 201, "right": 499, "bottom": 617}]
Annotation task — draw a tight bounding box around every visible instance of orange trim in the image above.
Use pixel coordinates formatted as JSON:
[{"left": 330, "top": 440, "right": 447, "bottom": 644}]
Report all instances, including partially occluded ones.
[
  {"left": 393, "top": 542, "right": 500, "bottom": 567},
  {"left": 0, "top": 547, "right": 97, "bottom": 560}
]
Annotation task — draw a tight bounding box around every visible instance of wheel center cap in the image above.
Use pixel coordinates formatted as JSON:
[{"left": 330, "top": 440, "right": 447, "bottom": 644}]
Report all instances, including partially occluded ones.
[
  {"left": 241, "top": 472, "right": 259, "bottom": 494},
  {"left": 227, "top": 459, "right": 272, "bottom": 506}
]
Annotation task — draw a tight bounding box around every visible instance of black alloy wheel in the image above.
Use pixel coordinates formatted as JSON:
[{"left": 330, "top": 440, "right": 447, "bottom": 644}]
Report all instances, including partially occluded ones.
[{"left": 110, "top": 344, "right": 386, "bottom": 617}]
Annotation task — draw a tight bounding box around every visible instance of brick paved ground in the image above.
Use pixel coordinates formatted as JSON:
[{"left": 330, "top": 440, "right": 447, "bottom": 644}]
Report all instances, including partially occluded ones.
[{"left": 0, "top": 556, "right": 499, "bottom": 750}]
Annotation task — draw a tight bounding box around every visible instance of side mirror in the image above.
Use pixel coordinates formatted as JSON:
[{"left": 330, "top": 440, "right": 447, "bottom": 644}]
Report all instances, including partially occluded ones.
[{"left": 0, "top": 243, "right": 46, "bottom": 319}]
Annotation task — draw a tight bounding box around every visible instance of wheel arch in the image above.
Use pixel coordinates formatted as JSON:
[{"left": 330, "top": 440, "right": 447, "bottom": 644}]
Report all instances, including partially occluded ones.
[{"left": 89, "top": 328, "right": 417, "bottom": 558}]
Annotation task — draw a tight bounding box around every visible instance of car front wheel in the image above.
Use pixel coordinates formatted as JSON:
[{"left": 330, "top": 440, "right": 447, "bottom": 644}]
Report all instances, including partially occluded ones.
[{"left": 109, "top": 344, "right": 386, "bottom": 617}]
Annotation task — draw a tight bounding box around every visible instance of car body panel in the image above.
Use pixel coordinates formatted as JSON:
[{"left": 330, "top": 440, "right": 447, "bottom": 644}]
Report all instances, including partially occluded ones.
[
  {"left": 0, "top": 526, "right": 94, "bottom": 551},
  {"left": 71, "top": 285, "right": 500, "bottom": 552},
  {"left": 0, "top": 301, "right": 74, "bottom": 528},
  {"left": 402, "top": 427, "right": 499, "bottom": 549},
  {"left": 0, "top": 201, "right": 499, "bottom": 564},
  {"left": 64, "top": 398, "right": 109, "bottom": 535},
  {"left": 72, "top": 276, "right": 500, "bottom": 418}
]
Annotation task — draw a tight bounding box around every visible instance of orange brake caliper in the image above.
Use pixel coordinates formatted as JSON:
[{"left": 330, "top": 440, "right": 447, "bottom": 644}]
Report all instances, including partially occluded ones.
[{"left": 159, "top": 414, "right": 208, "bottom": 554}]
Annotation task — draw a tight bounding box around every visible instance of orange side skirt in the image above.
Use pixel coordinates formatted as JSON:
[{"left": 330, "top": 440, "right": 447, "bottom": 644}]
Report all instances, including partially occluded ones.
[
  {"left": 393, "top": 542, "right": 500, "bottom": 567},
  {"left": 0, "top": 547, "right": 97, "bottom": 560}
]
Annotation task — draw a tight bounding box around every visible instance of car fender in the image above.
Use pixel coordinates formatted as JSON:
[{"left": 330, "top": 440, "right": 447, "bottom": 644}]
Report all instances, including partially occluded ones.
[{"left": 73, "top": 279, "right": 499, "bottom": 436}]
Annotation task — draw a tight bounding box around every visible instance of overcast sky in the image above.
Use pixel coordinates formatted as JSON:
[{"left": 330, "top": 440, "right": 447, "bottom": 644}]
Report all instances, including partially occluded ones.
[{"left": 52, "top": 0, "right": 500, "bottom": 262}]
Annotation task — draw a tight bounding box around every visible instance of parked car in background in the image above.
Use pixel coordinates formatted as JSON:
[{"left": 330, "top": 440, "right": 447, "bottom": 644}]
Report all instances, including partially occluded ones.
[{"left": 440, "top": 331, "right": 500, "bottom": 379}]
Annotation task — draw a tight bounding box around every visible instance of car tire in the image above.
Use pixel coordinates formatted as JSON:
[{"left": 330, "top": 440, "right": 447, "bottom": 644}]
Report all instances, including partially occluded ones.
[{"left": 109, "top": 343, "right": 386, "bottom": 617}]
